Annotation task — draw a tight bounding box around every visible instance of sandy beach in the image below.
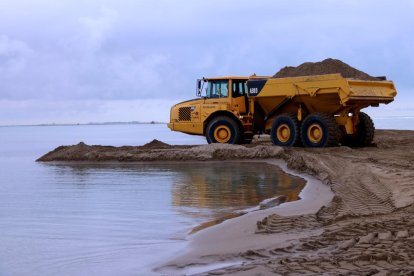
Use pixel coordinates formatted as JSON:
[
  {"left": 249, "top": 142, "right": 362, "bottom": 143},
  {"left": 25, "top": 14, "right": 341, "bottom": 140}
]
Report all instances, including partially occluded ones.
[{"left": 38, "top": 129, "right": 414, "bottom": 274}]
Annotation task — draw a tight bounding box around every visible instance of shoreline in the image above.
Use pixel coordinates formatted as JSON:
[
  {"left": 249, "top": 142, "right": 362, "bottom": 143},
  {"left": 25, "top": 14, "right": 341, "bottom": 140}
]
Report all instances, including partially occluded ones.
[{"left": 157, "top": 159, "right": 334, "bottom": 275}]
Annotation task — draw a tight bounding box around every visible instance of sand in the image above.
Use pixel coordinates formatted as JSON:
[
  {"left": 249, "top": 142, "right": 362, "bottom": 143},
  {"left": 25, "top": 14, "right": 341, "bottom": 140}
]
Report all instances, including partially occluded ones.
[
  {"left": 273, "top": 58, "right": 381, "bottom": 81},
  {"left": 37, "top": 130, "right": 414, "bottom": 274}
]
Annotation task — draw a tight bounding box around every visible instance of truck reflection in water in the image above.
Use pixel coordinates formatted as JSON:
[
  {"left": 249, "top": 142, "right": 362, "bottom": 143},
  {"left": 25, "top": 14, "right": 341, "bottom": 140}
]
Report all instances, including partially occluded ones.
[
  {"left": 170, "top": 162, "right": 305, "bottom": 219},
  {"left": 45, "top": 161, "right": 305, "bottom": 226}
]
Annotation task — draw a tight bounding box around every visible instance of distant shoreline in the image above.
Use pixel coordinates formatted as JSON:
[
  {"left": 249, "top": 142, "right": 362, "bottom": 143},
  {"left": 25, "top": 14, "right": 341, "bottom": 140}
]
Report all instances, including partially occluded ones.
[
  {"left": 1, "top": 115, "right": 413, "bottom": 128},
  {"left": 0, "top": 122, "right": 167, "bottom": 127}
]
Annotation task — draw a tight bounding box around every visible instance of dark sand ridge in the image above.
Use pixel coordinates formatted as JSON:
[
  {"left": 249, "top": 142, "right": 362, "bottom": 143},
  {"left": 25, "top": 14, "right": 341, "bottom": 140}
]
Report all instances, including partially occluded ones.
[
  {"left": 273, "top": 58, "right": 381, "bottom": 80},
  {"left": 38, "top": 130, "right": 414, "bottom": 274}
]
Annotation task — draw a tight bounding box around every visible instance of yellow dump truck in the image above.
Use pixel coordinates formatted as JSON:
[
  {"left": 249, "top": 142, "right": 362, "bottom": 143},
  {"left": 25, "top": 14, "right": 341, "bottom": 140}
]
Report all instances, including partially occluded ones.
[{"left": 168, "top": 74, "right": 396, "bottom": 147}]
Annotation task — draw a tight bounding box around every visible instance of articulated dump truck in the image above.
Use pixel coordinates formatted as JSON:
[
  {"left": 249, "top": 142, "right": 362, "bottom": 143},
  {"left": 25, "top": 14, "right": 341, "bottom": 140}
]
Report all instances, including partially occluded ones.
[{"left": 168, "top": 74, "right": 396, "bottom": 147}]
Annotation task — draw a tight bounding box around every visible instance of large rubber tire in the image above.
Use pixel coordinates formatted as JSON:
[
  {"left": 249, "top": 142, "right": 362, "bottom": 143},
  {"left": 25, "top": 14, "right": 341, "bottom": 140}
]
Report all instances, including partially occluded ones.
[
  {"left": 300, "top": 113, "right": 340, "bottom": 147},
  {"left": 270, "top": 113, "right": 300, "bottom": 146},
  {"left": 354, "top": 112, "right": 375, "bottom": 147},
  {"left": 206, "top": 116, "right": 241, "bottom": 144},
  {"left": 340, "top": 112, "right": 375, "bottom": 147}
]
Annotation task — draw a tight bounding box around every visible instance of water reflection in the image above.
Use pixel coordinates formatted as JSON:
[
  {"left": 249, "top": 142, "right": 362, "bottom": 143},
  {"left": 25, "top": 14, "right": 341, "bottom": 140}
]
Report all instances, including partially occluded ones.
[
  {"left": 45, "top": 161, "right": 305, "bottom": 219},
  {"left": 170, "top": 162, "right": 305, "bottom": 214}
]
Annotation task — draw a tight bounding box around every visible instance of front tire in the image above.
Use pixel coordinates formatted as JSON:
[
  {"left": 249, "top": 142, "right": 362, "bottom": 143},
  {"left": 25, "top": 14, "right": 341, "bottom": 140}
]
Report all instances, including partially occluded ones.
[
  {"left": 206, "top": 116, "right": 241, "bottom": 144},
  {"left": 270, "top": 113, "right": 300, "bottom": 146},
  {"left": 301, "top": 113, "right": 340, "bottom": 147}
]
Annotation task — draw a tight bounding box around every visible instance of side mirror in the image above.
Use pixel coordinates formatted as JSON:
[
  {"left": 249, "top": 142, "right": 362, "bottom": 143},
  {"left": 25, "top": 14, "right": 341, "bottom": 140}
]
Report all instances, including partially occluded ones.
[
  {"left": 197, "top": 79, "right": 206, "bottom": 97},
  {"left": 196, "top": 79, "right": 202, "bottom": 97}
]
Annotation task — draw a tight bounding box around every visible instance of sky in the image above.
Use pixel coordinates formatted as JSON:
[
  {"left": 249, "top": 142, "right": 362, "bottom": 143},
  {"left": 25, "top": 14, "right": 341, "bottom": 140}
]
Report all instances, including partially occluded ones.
[{"left": 0, "top": 0, "right": 413, "bottom": 125}]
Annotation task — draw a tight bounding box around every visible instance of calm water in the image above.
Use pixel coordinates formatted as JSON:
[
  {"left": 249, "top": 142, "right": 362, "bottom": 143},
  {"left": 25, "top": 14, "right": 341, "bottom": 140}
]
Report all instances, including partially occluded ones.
[
  {"left": 0, "top": 124, "right": 305, "bottom": 276},
  {"left": 372, "top": 116, "right": 414, "bottom": 130}
]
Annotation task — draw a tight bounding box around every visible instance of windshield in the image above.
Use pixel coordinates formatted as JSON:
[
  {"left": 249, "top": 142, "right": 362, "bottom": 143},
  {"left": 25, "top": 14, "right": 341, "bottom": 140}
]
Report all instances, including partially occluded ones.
[{"left": 206, "top": 80, "right": 229, "bottom": 98}]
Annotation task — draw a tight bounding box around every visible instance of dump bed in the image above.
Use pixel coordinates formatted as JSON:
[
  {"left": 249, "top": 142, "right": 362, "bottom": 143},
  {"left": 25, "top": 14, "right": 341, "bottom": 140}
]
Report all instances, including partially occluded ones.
[
  {"left": 345, "top": 78, "right": 396, "bottom": 105},
  {"left": 248, "top": 74, "right": 396, "bottom": 115}
]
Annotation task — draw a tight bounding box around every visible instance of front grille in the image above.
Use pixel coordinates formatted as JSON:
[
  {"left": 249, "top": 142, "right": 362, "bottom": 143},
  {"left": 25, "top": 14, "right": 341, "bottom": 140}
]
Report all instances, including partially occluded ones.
[{"left": 178, "top": 107, "right": 191, "bottom": 121}]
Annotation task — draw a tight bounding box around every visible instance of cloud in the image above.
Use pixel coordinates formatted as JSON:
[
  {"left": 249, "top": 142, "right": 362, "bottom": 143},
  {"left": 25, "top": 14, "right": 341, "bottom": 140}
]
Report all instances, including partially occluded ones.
[
  {"left": 0, "top": 35, "right": 33, "bottom": 76},
  {"left": 78, "top": 7, "right": 119, "bottom": 52},
  {"left": 0, "top": 0, "right": 413, "bottom": 124}
]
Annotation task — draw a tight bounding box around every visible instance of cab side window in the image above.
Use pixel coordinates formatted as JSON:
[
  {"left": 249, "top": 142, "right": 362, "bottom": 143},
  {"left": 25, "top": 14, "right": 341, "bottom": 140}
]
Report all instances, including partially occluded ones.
[
  {"left": 208, "top": 80, "right": 229, "bottom": 98},
  {"left": 232, "top": 81, "right": 246, "bottom": 97}
]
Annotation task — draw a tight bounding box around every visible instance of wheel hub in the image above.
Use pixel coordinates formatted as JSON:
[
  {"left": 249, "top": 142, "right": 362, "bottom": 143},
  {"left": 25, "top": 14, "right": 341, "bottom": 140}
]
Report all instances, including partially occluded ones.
[
  {"left": 307, "top": 123, "right": 323, "bottom": 143},
  {"left": 276, "top": 124, "right": 291, "bottom": 143},
  {"left": 214, "top": 125, "right": 231, "bottom": 143}
]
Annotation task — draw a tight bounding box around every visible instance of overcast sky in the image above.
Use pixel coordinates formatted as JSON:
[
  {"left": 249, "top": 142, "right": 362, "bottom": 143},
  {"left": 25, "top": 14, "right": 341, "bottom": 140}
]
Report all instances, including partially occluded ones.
[{"left": 0, "top": 0, "right": 413, "bottom": 125}]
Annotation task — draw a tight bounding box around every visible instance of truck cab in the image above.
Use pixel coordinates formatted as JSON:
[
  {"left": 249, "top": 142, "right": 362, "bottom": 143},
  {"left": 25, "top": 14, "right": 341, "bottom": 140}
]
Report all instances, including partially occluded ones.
[
  {"left": 201, "top": 76, "right": 249, "bottom": 114},
  {"left": 168, "top": 76, "right": 254, "bottom": 144}
]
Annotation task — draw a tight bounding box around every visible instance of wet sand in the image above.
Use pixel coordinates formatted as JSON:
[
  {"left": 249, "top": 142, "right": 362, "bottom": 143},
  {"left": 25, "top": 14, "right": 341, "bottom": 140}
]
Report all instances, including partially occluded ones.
[{"left": 38, "top": 130, "right": 414, "bottom": 274}]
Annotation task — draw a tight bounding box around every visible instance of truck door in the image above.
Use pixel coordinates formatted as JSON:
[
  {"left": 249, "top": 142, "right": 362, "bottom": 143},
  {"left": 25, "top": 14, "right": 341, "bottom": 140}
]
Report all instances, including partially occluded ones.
[
  {"left": 231, "top": 80, "right": 247, "bottom": 114},
  {"left": 201, "top": 80, "right": 231, "bottom": 116}
]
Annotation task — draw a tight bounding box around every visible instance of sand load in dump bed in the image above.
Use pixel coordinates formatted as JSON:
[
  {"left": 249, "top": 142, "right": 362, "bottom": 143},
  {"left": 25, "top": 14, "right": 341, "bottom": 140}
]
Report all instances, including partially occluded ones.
[{"left": 273, "top": 58, "right": 381, "bottom": 81}]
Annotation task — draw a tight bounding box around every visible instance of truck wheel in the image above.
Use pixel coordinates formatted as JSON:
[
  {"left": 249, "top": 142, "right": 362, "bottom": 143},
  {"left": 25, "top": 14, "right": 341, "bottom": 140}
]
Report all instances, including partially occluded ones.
[
  {"left": 301, "top": 113, "right": 340, "bottom": 147},
  {"left": 341, "top": 112, "right": 375, "bottom": 147},
  {"left": 354, "top": 112, "right": 375, "bottom": 147},
  {"left": 206, "top": 116, "right": 241, "bottom": 144},
  {"left": 270, "top": 113, "right": 300, "bottom": 146}
]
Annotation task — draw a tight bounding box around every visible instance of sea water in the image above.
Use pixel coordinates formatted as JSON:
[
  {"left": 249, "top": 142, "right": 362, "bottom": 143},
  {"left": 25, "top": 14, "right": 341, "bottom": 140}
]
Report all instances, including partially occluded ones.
[
  {"left": 0, "top": 124, "right": 305, "bottom": 276},
  {"left": 372, "top": 116, "right": 414, "bottom": 130}
]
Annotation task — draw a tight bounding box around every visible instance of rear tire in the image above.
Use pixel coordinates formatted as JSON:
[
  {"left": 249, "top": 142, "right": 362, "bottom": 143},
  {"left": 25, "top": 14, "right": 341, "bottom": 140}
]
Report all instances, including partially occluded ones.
[
  {"left": 354, "top": 112, "right": 375, "bottom": 147},
  {"left": 206, "top": 116, "right": 241, "bottom": 144},
  {"left": 270, "top": 113, "right": 300, "bottom": 146},
  {"left": 341, "top": 112, "right": 375, "bottom": 147},
  {"left": 301, "top": 113, "right": 340, "bottom": 147}
]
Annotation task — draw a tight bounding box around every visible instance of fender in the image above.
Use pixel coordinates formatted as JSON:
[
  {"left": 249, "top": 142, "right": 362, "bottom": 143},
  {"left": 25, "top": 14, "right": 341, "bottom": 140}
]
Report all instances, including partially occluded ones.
[{"left": 203, "top": 110, "right": 242, "bottom": 135}]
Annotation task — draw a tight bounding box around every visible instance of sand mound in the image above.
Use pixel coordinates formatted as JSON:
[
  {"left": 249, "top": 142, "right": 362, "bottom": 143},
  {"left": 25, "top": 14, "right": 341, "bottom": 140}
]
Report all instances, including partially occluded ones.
[
  {"left": 141, "top": 139, "right": 171, "bottom": 149},
  {"left": 36, "top": 143, "right": 284, "bottom": 162},
  {"left": 273, "top": 58, "right": 380, "bottom": 81}
]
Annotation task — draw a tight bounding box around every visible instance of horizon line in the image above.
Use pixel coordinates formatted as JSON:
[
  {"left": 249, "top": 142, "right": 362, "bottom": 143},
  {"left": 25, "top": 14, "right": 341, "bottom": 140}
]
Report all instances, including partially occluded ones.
[{"left": 0, "top": 121, "right": 168, "bottom": 127}]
